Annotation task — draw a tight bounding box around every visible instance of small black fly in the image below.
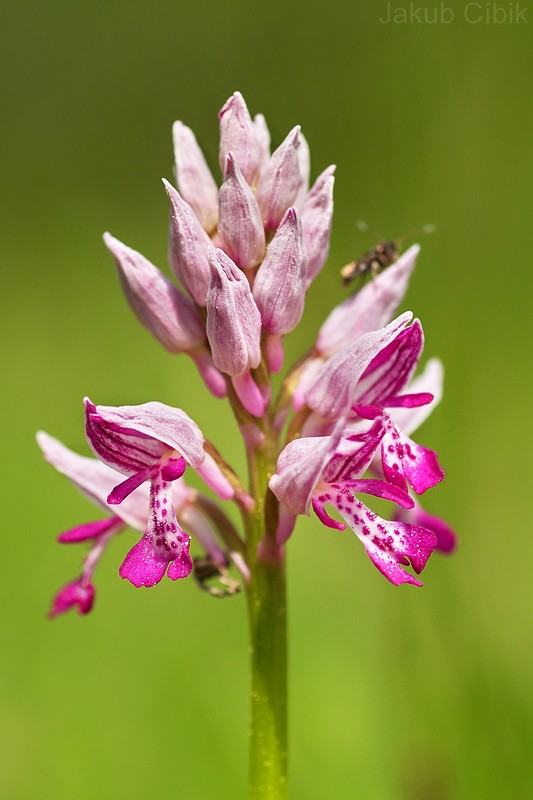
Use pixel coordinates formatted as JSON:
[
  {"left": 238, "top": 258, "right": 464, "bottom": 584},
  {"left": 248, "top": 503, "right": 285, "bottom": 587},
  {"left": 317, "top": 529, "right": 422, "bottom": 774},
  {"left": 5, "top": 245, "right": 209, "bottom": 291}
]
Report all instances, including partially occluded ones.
[{"left": 341, "top": 223, "right": 435, "bottom": 288}]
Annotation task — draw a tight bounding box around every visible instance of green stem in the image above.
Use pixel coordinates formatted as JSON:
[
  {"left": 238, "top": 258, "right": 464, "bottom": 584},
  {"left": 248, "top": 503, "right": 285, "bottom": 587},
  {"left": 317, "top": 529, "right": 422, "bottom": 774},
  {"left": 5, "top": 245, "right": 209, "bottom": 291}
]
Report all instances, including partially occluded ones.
[{"left": 244, "top": 428, "right": 288, "bottom": 800}]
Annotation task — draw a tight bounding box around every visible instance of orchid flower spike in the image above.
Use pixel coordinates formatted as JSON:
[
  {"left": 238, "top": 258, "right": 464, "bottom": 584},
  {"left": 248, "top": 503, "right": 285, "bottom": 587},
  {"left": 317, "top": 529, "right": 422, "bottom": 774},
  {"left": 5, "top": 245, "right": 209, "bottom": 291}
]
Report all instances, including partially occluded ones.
[{"left": 39, "top": 91, "right": 455, "bottom": 618}]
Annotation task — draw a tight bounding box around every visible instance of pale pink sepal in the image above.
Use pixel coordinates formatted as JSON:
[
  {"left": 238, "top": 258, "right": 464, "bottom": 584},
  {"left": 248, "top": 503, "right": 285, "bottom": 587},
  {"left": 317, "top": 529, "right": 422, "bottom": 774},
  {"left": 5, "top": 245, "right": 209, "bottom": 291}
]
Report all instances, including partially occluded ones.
[
  {"left": 85, "top": 399, "right": 206, "bottom": 473},
  {"left": 218, "top": 92, "right": 260, "bottom": 186},
  {"left": 253, "top": 113, "right": 271, "bottom": 181},
  {"left": 301, "top": 165, "right": 335, "bottom": 287},
  {"left": 206, "top": 249, "right": 261, "bottom": 376},
  {"left": 269, "top": 420, "right": 345, "bottom": 516},
  {"left": 172, "top": 120, "right": 219, "bottom": 232},
  {"left": 255, "top": 126, "right": 301, "bottom": 229},
  {"left": 353, "top": 319, "right": 424, "bottom": 406},
  {"left": 306, "top": 312, "right": 413, "bottom": 420},
  {"left": 36, "top": 432, "right": 149, "bottom": 531},
  {"left": 317, "top": 244, "right": 420, "bottom": 357},
  {"left": 49, "top": 580, "right": 95, "bottom": 617},
  {"left": 253, "top": 207, "right": 307, "bottom": 335},
  {"left": 218, "top": 152, "right": 265, "bottom": 269},
  {"left": 293, "top": 131, "right": 310, "bottom": 209},
  {"left": 164, "top": 179, "right": 213, "bottom": 307},
  {"left": 104, "top": 233, "right": 205, "bottom": 352},
  {"left": 232, "top": 371, "right": 266, "bottom": 418}
]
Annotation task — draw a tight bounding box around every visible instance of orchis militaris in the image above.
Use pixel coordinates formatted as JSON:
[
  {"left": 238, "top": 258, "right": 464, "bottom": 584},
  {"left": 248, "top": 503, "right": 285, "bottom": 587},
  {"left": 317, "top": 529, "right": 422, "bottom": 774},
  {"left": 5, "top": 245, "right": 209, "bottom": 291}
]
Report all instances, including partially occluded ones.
[{"left": 38, "top": 91, "right": 455, "bottom": 799}]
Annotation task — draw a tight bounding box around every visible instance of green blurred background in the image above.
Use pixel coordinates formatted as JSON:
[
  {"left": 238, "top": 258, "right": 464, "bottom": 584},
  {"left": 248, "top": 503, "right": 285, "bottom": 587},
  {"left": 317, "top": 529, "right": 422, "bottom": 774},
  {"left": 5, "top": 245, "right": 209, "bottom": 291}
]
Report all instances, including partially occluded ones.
[{"left": 2, "top": 1, "right": 532, "bottom": 798}]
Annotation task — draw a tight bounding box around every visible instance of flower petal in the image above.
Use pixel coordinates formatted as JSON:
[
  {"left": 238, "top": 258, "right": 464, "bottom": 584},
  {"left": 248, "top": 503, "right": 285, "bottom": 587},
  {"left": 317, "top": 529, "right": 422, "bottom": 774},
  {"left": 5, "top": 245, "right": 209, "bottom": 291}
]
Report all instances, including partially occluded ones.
[
  {"left": 37, "top": 432, "right": 149, "bottom": 531},
  {"left": 218, "top": 92, "right": 260, "bottom": 186},
  {"left": 172, "top": 120, "right": 218, "bottom": 232},
  {"left": 381, "top": 413, "right": 445, "bottom": 495},
  {"left": 255, "top": 126, "right": 301, "bottom": 229},
  {"left": 164, "top": 179, "right": 213, "bottom": 307},
  {"left": 326, "top": 490, "right": 437, "bottom": 586},
  {"left": 85, "top": 399, "right": 206, "bottom": 473},
  {"left": 316, "top": 244, "right": 420, "bottom": 357},
  {"left": 388, "top": 358, "right": 444, "bottom": 436},
  {"left": 301, "top": 165, "right": 335, "bottom": 287},
  {"left": 331, "top": 479, "right": 414, "bottom": 509},
  {"left": 58, "top": 517, "right": 122, "bottom": 543},
  {"left": 103, "top": 233, "right": 205, "bottom": 352},
  {"left": 218, "top": 152, "right": 265, "bottom": 269},
  {"left": 396, "top": 503, "right": 457, "bottom": 554},
  {"left": 269, "top": 420, "right": 345, "bottom": 515},
  {"left": 119, "top": 477, "right": 192, "bottom": 587},
  {"left": 306, "top": 312, "right": 413, "bottom": 420},
  {"left": 253, "top": 207, "right": 307, "bottom": 335},
  {"left": 253, "top": 113, "right": 271, "bottom": 181},
  {"left": 293, "top": 130, "right": 310, "bottom": 208},
  {"left": 206, "top": 249, "right": 262, "bottom": 376},
  {"left": 353, "top": 320, "right": 424, "bottom": 406},
  {"left": 322, "top": 420, "right": 385, "bottom": 483},
  {"left": 49, "top": 579, "right": 95, "bottom": 617}
]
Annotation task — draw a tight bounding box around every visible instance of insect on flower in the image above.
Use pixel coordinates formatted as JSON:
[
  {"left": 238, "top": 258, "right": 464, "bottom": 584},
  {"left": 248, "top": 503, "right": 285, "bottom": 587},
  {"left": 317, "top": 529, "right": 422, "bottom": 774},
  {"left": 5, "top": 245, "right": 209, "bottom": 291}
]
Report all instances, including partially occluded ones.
[{"left": 340, "top": 223, "right": 435, "bottom": 288}]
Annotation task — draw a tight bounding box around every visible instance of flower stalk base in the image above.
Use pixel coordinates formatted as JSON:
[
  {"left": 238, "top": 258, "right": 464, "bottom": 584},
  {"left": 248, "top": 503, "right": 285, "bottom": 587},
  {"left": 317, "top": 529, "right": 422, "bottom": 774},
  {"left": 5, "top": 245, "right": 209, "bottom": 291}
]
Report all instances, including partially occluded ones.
[
  {"left": 246, "top": 557, "right": 288, "bottom": 800},
  {"left": 245, "top": 423, "right": 288, "bottom": 800}
]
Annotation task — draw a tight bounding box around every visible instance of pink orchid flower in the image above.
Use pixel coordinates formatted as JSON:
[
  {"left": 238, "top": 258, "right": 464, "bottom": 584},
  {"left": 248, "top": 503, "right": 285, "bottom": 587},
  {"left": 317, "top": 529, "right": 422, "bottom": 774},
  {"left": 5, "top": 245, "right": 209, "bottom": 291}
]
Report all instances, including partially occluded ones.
[
  {"left": 270, "top": 420, "right": 437, "bottom": 587},
  {"left": 84, "top": 399, "right": 234, "bottom": 588},
  {"left": 38, "top": 432, "right": 230, "bottom": 614}
]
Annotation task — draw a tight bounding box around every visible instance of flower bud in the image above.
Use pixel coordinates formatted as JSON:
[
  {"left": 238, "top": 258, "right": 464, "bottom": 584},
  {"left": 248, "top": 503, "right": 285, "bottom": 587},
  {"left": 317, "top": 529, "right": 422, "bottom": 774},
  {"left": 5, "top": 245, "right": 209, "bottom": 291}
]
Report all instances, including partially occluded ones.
[
  {"left": 301, "top": 165, "right": 335, "bottom": 287},
  {"left": 253, "top": 207, "right": 307, "bottom": 335},
  {"left": 218, "top": 152, "right": 265, "bottom": 269},
  {"left": 104, "top": 233, "right": 205, "bottom": 352},
  {"left": 173, "top": 121, "right": 219, "bottom": 233},
  {"left": 206, "top": 249, "right": 261, "bottom": 376},
  {"left": 253, "top": 113, "right": 271, "bottom": 182},
  {"left": 218, "top": 92, "right": 260, "bottom": 186},
  {"left": 293, "top": 131, "right": 310, "bottom": 209},
  {"left": 164, "top": 179, "right": 212, "bottom": 307},
  {"left": 255, "top": 126, "right": 301, "bottom": 229}
]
